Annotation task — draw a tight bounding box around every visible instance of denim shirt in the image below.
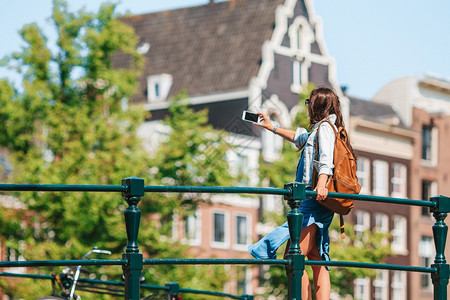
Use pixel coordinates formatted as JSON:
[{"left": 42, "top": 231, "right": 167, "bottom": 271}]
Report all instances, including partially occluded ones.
[{"left": 293, "top": 114, "right": 337, "bottom": 188}]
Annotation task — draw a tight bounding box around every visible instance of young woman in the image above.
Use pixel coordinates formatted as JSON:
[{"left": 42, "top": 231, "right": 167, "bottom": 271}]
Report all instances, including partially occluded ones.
[{"left": 249, "top": 87, "right": 354, "bottom": 300}]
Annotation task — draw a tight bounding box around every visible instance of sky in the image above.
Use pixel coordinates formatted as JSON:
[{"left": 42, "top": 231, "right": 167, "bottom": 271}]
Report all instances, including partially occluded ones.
[{"left": 1, "top": 0, "right": 449, "bottom": 100}]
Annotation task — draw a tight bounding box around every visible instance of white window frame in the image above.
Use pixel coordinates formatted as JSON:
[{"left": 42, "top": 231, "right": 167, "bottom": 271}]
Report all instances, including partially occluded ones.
[
  {"left": 263, "top": 194, "right": 283, "bottom": 213},
  {"left": 261, "top": 118, "right": 283, "bottom": 162},
  {"left": 391, "top": 215, "right": 408, "bottom": 254},
  {"left": 7, "top": 247, "right": 26, "bottom": 274},
  {"left": 391, "top": 271, "right": 407, "bottom": 300},
  {"left": 233, "top": 213, "right": 252, "bottom": 251},
  {"left": 147, "top": 73, "right": 172, "bottom": 102},
  {"left": 421, "top": 180, "right": 438, "bottom": 216},
  {"left": 211, "top": 210, "right": 230, "bottom": 249},
  {"left": 374, "top": 213, "right": 389, "bottom": 233},
  {"left": 356, "top": 157, "right": 371, "bottom": 194},
  {"left": 419, "top": 236, "right": 433, "bottom": 291},
  {"left": 354, "top": 210, "right": 370, "bottom": 239},
  {"left": 373, "top": 270, "right": 389, "bottom": 300},
  {"left": 235, "top": 266, "right": 252, "bottom": 295},
  {"left": 391, "top": 163, "right": 407, "bottom": 198},
  {"left": 183, "top": 210, "right": 202, "bottom": 246},
  {"left": 372, "top": 160, "right": 389, "bottom": 196},
  {"left": 421, "top": 124, "right": 438, "bottom": 165},
  {"left": 354, "top": 277, "right": 370, "bottom": 300},
  {"left": 291, "top": 60, "right": 302, "bottom": 92}
]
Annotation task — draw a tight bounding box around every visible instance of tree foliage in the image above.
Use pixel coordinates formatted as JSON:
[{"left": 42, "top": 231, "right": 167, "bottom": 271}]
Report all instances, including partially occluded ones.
[{"left": 0, "top": 1, "right": 230, "bottom": 298}]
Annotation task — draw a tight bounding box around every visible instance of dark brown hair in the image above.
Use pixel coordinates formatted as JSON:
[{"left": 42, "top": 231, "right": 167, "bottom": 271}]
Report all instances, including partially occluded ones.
[{"left": 308, "top": 87, "right": 356, "bottom": 158}]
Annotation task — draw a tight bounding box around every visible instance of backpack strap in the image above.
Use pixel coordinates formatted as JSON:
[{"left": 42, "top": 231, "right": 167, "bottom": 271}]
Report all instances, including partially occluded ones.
[
  {"left": 340, "top": 214, "right": 346, "bottom": 239},
  {"left": 311, "top": 119, "right": 338, "bottom": 188},
  {"left": 313, "top": 120, "right": 347, "bottom": 240}
]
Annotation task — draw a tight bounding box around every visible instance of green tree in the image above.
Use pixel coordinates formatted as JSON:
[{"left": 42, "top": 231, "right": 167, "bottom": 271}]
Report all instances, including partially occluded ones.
[
  {"left": 0, "top": 1, "right": 145, "bottom": 298},
  {"left": 136, "top": 90, "right": 236, "bottom": 296},
  {"left": 257, "top": 84, "right": 392, "bottom": 299}
]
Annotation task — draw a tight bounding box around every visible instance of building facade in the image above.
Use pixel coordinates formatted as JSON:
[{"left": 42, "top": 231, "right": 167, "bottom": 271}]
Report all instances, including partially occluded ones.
[
  {"left": 121, "top": 0, "right": 347, "bottom": 296},
  {"left": 348, "top": 96, "right": 416, "bottom": 300},
  {"left": 372, "top": 75, "right": 450, "bottom": 300}
]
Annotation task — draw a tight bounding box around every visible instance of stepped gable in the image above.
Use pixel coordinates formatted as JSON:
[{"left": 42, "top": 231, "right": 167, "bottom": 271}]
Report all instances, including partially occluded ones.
[{"left": 121, "top": 0, "right": 284, "bottom": 102}]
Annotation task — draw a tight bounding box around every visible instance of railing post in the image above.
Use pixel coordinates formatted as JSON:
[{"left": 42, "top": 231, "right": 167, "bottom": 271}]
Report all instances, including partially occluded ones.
[
  {"left": 121, "top": 177, "right": 144, "bottom": 300},
  {"left": 284, "top": 182, "right": 306, "bottom": 300},
  {"left": 166, "top": 281, "right": 180, "bottom": 299},
  {"left": 430, "top": 195, "right": 450, "bottom": 300}
]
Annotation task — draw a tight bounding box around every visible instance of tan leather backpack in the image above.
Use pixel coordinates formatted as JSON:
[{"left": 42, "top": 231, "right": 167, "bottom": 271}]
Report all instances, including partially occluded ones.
[{"left": 313, "top": 120, "right": 361, "bottom": 237}]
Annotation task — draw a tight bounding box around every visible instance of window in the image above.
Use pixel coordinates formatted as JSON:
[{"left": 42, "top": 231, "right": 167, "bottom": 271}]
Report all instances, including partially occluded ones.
[
  {"left": 236, "top": 266, "right": 250, "bottom": 295},
  {"left": 422, "top": 124, "right": 432, "bottom": 160},
  {"left": 184, "top": 211, "right": 201, "bottom": 246},
  {"left": 235, "top": 215, "right": 249, "bottom": 246},
  {"left": 419, "top": 236, "right": 433, "bottom": 291},
  {"left": 354, "top": 277, "right": 370, "bottom": 300},
  {"left": 422, "top": 124, "right": 438, "bottom": 164},
  {"left": 264, "top": 194, "right": 282, "bottom": 212},
  {"left": 391, "top": 163, "right": 407, "bottom": 197},
  {"left": 374, "top": 213, "right": 389, "bottom": 246},
  {"left": 372, "top": 160, "right": 388, "bottom": 196},
  {"left": 374, "top": 213, "right": 388, "bottom": 233},
  {"left": 147, "top": 73, "right": 172, "bottom": 102},
  {"left": 292, "top": 61, "right": 302, "bottom": 88},
  {"left": 392, "top": 215, "right": 407, "bottom": 254},
  {"left": 421, "top": 180, "right": 437, "bottom": 216},
  {"left": 296, "top": 25, "right": 303, "bottom": 50},
  {"left": 356, "top": 157, "right": 370, "bottom": 194},
  {"left": 7, "top": 247, "right": 26, "bottom": 274},
  {"left": 261, "top": 117, "right": 283, "bottom": 162},
  {"left": 373, "top": 270, "right": 388, "bottom": 300},
  {"left": 391, "top": 271, "right": 407, "bottom": 300},
  {"left": 212, "top": 211, "right": 229, "bottom": 248},
  {"left": 354, "top": 210, "right": 370, "bottom": 239}
]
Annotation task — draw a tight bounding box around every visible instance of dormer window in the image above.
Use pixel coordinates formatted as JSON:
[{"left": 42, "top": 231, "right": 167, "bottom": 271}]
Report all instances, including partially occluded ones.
[
  {"left": 297, "top": 25, "right": 303, "bottom": 50},
  {"left": 147, "top": 74, "right": 172, "bottom": 102},
  {"left": 290, "top": 60, "right": 303, "bottom": 93}
]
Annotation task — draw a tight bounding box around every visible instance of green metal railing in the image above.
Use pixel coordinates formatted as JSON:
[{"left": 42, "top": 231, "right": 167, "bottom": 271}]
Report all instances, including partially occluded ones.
[{"left": 0, "top": 178, "right": 449, "bottom": 299}]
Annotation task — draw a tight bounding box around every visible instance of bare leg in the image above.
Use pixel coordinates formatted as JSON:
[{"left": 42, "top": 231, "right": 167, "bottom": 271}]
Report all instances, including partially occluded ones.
[
  {"left": 299, "top": 224, "right": 318, "bottom": 300},
  {"left": 302, "top": 270, "right": 312, "bottom": 300},
  {"left": 306, "top": 227, "right": 331, "bottom": 300}
]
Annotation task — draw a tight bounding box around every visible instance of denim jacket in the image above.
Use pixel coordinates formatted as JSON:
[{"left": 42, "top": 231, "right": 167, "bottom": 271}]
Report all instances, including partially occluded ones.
[{"left": 293, "top": 114, "right": 337, "bottom": 188}]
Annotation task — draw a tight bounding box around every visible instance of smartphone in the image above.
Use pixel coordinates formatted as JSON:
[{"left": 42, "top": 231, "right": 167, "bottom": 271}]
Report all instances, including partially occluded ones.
[{"left": 242, "top": 110, "right": 261, "bottom": 123}]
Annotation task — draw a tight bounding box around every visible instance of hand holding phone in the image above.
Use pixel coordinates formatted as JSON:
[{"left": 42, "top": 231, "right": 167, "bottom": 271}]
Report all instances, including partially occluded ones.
[{"left": 242, "top": 110, "right": 261, "bottom": 123}]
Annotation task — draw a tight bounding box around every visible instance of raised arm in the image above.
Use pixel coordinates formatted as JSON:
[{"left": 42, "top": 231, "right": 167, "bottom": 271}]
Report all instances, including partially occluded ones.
[
  {"left": 254, "top": 112, "right": 296, "bottom": 142},
  {"left": 255, "top": 113, "right": 309, "bottom": 149}
]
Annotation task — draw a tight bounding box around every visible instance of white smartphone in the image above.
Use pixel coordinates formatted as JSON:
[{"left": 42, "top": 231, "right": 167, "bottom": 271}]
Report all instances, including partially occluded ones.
[{"left": 242, "top": 110, "right": 261, "bottom": 123}]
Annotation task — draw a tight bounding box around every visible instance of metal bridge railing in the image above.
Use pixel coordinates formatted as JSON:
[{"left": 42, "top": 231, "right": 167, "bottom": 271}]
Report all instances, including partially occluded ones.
[{"left": 0, "top": 177, "right": 449, "bottom": 300}]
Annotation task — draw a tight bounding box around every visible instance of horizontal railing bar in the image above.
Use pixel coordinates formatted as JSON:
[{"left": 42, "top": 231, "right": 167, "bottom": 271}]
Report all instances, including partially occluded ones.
[
  {"left": 306, "top": 260, "right": 436, "bottom": 273},
  {"left": 306, "top": 190, "right": 435, "bottom": 208},
  {"left": 143, "top": 259, "right": 436, "bottom": 274},
  {"left": 145, "top": 185, "right": 291, "bottom": 196},
  {"left": 0, "top": 184, "right": 125, "bottom": 193},
  {"left": 0, "top": 259, "right": 126, "bottom": 268},
  {"left": 0, "top": 272, "right": 55, "bottom": 280},
  {"left": 0, "top": 184, "right": 435, "bottom": 209},
  {"left": 0, "top": 273, "right": 244, "bottom": 298},
  {"left": 144, "top": 258, "right": 290, "bottom": 265},
  {"left": 178, "top": 287, "right": 244, "bottom": 299}
]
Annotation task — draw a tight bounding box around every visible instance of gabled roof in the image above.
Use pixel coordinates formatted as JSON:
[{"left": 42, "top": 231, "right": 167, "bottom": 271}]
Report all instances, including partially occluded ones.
[{"left": 121, "top": 0, "right": 285, "bottom": 102}]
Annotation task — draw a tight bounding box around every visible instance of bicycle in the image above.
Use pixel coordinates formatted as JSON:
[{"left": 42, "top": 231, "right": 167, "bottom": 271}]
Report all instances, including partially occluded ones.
[{"left": 36, "top": 247, "right": 112, "bottom": 300}]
